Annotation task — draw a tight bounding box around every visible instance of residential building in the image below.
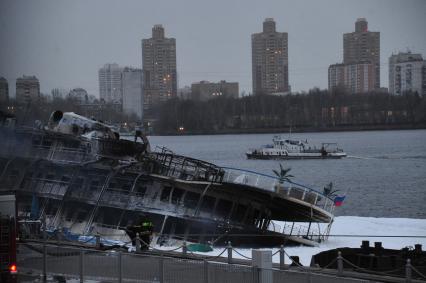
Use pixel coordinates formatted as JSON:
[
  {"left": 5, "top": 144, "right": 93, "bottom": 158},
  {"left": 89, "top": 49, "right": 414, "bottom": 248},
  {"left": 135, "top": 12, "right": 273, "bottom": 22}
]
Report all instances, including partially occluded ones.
[
  {"left": 51, "top": 88, "right": 69, "bottom": 99},
  {"left": 16, "top": 75, "right": 40, "bottom": 103},
  {"left": 343, "top": 18, "right": 380, "bottom": 88},
  {"left": 191, "top": 80, "right": 239, "bottom": 101},
  {"left": 252, "top": 18, "right": 289, "bottom": 95},
  {"left": 68, "top": 88, "right": 88, "bottom": 104},
  {"left": 0, "top": 77, "right": 9, "bottom": 103},
  {"left": 98, "top": 63, "right": 123, "bottom": 104},
  {"left": 142, "top": 25, "right": 177, "bottom": 111},
  {"left": 389, "top": 52, "right": 426, "bottom": 95},
  {"left": 178, "top": 86, "right": 191, "bottom": 100},
  {"left": 329, "top": 62, "right": 376, "bottom": 94},
  {"left": 121, "top": 67, "right": 143, "bottom": 120},
  {"left": 328, "top": 64, "right": 346, "bottom": 92}
]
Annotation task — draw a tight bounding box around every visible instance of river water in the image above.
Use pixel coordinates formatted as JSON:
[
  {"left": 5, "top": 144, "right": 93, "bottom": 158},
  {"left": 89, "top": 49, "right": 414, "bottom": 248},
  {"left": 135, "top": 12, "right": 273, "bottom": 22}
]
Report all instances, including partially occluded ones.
[{"left": 148, "top": 130, "right": 426, "bottom": 219}]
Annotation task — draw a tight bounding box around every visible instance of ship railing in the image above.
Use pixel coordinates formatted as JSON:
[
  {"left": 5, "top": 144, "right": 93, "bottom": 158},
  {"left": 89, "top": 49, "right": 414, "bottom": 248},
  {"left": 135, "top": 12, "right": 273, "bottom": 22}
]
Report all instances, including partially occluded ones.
[
  {"left": 221, "top": 167, "right": 335, "bottom": 215},
  {"left": 29, "top": 144, "right": 89, "bottom": 163},
  {"left": 279, "top": 221, "right": 330, "bottom": 242},
  {"left": 149, "top": 152, "right": 224, "bottom": 183},
  {"left": 20, "top": 178, "right": 68, "bottom": 198}
]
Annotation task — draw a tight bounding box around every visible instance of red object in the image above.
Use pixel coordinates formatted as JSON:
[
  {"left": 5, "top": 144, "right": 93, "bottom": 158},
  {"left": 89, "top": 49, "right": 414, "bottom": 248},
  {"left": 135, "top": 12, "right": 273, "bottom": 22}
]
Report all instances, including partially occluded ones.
[
  {"left": 333, "top": 196, "right": 346, "bottom": 207},
  {"left": 334, "top": 201, "right": 343, "bottom": 207},
  {"left": 10, "top": 264, "right": 17, "bottom": 274}
]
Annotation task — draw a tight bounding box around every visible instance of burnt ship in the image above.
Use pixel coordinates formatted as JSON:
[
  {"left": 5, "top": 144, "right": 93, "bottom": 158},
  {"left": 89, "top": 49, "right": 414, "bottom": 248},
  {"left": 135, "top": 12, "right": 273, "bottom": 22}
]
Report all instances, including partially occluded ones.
[{"left": 0, "top": 111, "right": 337, "bottom": 247}]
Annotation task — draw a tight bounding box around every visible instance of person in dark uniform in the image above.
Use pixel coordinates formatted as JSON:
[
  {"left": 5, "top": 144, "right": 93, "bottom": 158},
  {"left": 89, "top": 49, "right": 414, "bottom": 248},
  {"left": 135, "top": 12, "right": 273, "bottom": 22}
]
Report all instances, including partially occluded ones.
[
  {"left": 125, "top": 215, "right": 154, "bottom": 250},
  {"left": 139, "top": 217, "right": 154, "bottom": 250}
]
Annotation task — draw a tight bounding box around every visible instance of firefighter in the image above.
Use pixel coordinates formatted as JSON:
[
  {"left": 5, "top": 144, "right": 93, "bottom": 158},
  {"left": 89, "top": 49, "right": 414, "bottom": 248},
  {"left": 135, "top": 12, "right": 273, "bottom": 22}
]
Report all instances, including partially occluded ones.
[
  {"left": 125, "top": 215, "right": 154, "bottom": 250},
  {"left": 139, "top": 217, "right": 154, "bottom": 250}
]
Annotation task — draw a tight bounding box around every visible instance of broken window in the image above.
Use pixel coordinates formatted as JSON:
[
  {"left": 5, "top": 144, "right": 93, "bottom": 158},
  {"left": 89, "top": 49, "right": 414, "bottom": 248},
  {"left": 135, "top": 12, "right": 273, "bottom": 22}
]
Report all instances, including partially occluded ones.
[
  {"left": 184, "top": 191, "right": 200, "bottom": 209},
  {"left": 171, "top": 188, "right": 184, "bottom": 204},
  {"left": 215, "top": 199, "right": 232, "bottom": 219},
  {"left": 160, "top": 185, "right": 172, "bottom": 202},
  {"left": 200, "top": 196, "right": 215, "bottom": 212},
  {"left": 233, "top": 204, "right": 247, "bottom": 223}
]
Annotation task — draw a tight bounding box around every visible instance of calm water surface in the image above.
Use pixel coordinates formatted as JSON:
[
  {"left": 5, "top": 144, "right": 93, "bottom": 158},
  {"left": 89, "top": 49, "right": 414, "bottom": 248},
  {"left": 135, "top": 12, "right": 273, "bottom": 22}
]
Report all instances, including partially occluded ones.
[{"left": 148, "top": 130, "right": 426, "bottom": 218}]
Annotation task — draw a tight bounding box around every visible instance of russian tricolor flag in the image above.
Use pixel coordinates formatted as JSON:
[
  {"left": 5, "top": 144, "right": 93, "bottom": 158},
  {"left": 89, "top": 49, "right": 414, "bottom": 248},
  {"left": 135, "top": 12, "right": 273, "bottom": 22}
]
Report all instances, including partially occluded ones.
[{"left": 334, "top": 196, "right": 346, "bottom": 207}]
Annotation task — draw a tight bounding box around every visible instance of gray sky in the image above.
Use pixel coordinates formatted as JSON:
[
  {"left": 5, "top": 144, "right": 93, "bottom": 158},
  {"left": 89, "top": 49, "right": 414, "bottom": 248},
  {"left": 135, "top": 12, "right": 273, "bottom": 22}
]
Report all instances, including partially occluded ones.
[{"left": 1, "top": 0, "right": 425, "bottom": 97}]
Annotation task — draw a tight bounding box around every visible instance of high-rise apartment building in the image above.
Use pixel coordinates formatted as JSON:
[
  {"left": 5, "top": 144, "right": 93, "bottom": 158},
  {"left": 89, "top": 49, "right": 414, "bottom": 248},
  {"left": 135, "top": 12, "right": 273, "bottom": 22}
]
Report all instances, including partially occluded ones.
[
  {"left": 0, "top": 77, "right": 9, "bottom": 103},
  {"left": 252, "top": 18, "right": 289, "bottom": 95},
  {"left": 191, "top": 80, "right": 239, "bottom": 101},
  {"left": 343, "top": 18, "right": 380, "bottom": 88},
  {"left": 98, "top": 63, "right": 123, "bottom": 104},
  {"left": 68, "top": 88, "right": 88, "bottom": 104},
  {"left": 121, "top": 67, "right": 143, "bottom": 120},
  {"left": 329, "top": 63, "right": 376, "bottom": 94},
  {"left": 16, "top": 75, "right": 40, "bottom": 104},
  {"left": 142, "top": 25, "right": 177, "bottom": 111},
  {"left": 389, "top": 52, "right": 426, "bottom": 96}
]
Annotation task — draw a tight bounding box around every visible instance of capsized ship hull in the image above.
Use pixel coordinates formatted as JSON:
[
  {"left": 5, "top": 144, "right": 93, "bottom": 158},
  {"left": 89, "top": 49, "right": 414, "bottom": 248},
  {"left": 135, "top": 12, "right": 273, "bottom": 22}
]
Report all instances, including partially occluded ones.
[{"left": 0, "top": 112, "right": 337, "bottom": 247}]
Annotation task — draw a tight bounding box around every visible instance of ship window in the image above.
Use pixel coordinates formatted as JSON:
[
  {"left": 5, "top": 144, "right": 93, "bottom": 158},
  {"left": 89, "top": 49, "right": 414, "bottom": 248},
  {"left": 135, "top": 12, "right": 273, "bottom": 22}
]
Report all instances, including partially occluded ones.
[
  {"left": 151, "top": 191, "right": 158, "bottom": 201},
  {"left": 216, "top": 199, "right": 232, "bottom": 219},
  {"left": 42, "top": 139, "right": 53, "bottom": 147},
  {"left": 189, "top": 225, "right": 202, "bottom": 238},
  {"left": 119, "top": 211, "right": 140, "bottom": 227},
  {"left": 65, "top": 209, "right": 74, "bottom": 221},
  {"left": 90, "top": 180, "right": 100, "bottom": 190},
  {"left": 74, "top": 177, "right": 84, "bottom": 186},
  {"left": 200, "top": 196, "right": 215, "bottom": 212},
  {"left": 174, "top": 221, "right": 186, "bottom": 235},
  {"left": 61, "top": 176, "right": 71, "bottom": 183},
  {"left": 233, "top": 204, "right": 247, "bottom": 222},
  {"left": 171, "top": 188, "right": 184, "bottom": 204},
  {"left": 45, "top": 201, "right": 59, "bottom": 216},
  {"left": 184, "top": 192, "right": 200, "bottom": 209},
  {"left": 32, "top": 137, "right": 42, "bottom": 145},
  {"left": 76, "top": 209, "right": 88, "bottom": 222},
  {"left": 46, "top": 173, "right": 55, "bottom": 180},
  {"left": 160, "top": 186, "right": 172, "bottom": 202},
  {"left": 121, "top": 183, "right": 131, "bottom": 191},
  {"left": 109, "top": 182, "right": 118, "bottom": 189},
  {"left": 136, "top": 185, "right": 147, "bottom": 196},
  {"left": 253, "top": 209, "right": 261, "bottom": 225},
  {"left": 97, "top": 208, "right": 120, "bottom": 226}
]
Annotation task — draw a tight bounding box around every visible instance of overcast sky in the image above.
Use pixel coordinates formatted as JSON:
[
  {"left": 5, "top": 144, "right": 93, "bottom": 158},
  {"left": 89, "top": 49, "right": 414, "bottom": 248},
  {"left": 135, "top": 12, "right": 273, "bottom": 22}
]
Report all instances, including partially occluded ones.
[{"left": 1, "top": 0, "right": 425, "bottom": 97}]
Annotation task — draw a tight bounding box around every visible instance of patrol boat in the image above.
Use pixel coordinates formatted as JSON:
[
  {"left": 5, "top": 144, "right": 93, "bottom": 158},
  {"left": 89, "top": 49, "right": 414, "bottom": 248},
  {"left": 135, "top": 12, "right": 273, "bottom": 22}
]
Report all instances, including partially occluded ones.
[
  {"left": 246, "top": 135, "right": 347, "bottom": 160},
  {"left": 0, "top": 111, "right": 339, "bottom": 247}
]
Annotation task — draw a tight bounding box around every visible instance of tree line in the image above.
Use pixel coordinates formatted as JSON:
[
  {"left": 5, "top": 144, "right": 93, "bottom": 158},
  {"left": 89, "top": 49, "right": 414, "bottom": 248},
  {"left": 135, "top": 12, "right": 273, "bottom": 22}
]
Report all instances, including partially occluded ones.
[
  {"left": 154, "top": 89, "right": 426, "bottom": 134},
  {"left": 0, "top": 96, "right": 139, "bottom": 126},
  {"left": 1, "top": 89, "right": 425, "bottom": 134}
]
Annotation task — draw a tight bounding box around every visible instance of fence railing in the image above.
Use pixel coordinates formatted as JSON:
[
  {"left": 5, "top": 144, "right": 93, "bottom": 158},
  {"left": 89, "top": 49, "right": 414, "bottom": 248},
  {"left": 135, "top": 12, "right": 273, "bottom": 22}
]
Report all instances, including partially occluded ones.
[{"left": 17, "top": 241, "right": 424, "bottom": 283}]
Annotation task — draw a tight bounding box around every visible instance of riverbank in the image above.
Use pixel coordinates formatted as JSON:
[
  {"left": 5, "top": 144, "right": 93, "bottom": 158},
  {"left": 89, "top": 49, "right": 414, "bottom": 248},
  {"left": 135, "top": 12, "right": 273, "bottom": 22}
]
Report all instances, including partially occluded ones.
[{"left": 152, "top": 122, "right": 426, "bottom": 136}]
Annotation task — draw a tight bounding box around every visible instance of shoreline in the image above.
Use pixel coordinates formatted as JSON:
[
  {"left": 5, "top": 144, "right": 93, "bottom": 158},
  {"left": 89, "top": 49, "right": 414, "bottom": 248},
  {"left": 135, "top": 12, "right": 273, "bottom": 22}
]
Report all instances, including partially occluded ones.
[{"left": 151, "top": 123, "right": 426, "bottom": 136}]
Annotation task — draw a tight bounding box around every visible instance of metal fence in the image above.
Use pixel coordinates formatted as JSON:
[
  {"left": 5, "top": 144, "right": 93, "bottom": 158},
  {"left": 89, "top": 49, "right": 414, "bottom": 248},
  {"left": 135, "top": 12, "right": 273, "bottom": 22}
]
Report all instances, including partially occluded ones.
[{"left": 17, "top": 242, "right": 426, "bottom": 283}]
